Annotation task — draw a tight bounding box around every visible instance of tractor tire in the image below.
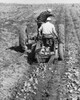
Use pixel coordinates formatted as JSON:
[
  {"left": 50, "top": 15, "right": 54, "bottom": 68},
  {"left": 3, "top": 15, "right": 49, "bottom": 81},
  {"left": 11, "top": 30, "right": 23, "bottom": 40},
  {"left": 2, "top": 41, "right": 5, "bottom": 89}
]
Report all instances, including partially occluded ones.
[
  {"left": 59, "top": 43, "right": 64, "bottom": 60},
  {"left": 58, "top": 24, "right": 65, "bottom": 60},
  {"left": 55, "top": 49, "right": 58, "bottom": 59},
  {"left": 19, "top": 23, "right": 28, "bottom": 51}
]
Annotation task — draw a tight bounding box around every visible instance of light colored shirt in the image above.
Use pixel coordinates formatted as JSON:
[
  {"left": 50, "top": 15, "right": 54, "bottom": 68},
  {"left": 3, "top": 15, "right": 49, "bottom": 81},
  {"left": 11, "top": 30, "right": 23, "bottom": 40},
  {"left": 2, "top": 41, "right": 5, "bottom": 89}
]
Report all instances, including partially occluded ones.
[{"left": 39, "top": 22, "right": 57, "bottom": 36}]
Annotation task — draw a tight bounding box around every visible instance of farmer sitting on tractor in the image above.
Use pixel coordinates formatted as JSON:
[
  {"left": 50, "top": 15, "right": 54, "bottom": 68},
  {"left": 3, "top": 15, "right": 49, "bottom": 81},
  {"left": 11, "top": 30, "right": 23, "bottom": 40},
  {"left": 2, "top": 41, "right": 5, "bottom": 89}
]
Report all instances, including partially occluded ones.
[
  {"left": 38, "top": 17, "right": 58, "bottom": 51},
  {"left": 36, "top": 8, "right": 54, "bottom": 29}
]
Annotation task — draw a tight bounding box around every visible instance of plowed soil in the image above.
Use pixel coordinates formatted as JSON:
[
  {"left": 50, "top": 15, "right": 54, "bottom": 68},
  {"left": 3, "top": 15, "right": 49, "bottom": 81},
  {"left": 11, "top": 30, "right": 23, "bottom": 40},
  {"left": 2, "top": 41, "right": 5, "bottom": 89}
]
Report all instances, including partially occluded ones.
[{"left": 0, "top": 4, "right": 80, "bottom": 100}]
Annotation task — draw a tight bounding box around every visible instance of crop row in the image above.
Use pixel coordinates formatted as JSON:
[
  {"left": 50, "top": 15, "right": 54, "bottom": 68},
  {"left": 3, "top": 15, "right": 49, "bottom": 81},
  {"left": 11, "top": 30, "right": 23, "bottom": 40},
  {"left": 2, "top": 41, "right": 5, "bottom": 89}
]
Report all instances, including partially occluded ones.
[{"left": 61, "top": 6, "right": 80, "bottom": 100}]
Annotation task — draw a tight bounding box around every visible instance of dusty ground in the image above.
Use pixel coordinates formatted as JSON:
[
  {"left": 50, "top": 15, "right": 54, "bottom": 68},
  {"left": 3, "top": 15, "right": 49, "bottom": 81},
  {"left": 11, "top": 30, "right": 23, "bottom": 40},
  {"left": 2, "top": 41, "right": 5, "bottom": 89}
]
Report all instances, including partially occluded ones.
[{"left": 0, "top": 3, "right": 80, "bottom": 100}]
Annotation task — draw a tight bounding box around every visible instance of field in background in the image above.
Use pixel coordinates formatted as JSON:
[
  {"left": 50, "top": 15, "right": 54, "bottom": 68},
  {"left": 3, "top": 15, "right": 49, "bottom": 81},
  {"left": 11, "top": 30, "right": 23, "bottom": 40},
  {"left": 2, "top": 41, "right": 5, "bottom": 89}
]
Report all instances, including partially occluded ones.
[{"left": 0, "top": 3, "right": 80, "bottom": 100}]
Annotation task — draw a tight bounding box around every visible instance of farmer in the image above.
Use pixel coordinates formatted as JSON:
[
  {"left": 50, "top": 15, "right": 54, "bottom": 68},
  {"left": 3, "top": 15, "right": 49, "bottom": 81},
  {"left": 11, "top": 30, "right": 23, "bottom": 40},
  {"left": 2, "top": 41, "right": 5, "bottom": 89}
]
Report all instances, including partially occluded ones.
[
  {"left": 38, "top": 17, "right": 58, "bottom": 47},
  {"left": 37, "top": 8, "right": 54, "bottom": 29}
]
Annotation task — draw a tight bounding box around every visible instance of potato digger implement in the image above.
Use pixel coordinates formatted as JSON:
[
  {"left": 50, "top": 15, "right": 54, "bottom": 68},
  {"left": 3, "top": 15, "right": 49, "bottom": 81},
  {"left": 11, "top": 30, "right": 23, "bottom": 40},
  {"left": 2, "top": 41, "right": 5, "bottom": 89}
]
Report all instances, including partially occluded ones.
[{"left": 19, "top": 24, "right": 65, "bottom": 64}]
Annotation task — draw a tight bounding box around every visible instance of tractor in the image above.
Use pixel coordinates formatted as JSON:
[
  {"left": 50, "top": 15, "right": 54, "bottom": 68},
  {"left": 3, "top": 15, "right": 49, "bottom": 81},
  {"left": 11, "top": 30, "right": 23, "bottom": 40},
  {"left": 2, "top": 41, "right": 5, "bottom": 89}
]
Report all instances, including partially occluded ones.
[{"left": 19, "top": 23, "right": 65, "bottom": 64}]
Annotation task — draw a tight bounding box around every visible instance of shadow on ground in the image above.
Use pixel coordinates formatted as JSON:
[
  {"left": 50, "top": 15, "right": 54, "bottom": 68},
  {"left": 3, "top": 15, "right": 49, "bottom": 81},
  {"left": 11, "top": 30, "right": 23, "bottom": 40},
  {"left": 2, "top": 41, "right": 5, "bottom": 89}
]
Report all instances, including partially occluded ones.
[
  {"left": 9, "top": 46, "right": 24, "bottom": 53},
  {"left": 9, "top": 45, "right": 37, "bottom": 65}
]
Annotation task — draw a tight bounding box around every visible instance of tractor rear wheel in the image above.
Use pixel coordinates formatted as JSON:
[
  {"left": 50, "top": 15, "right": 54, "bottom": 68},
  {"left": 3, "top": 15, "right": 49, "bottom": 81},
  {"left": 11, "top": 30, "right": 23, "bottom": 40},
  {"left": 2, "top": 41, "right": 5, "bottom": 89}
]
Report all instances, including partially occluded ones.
[
  {"left": 59, "top": 43, "right": 64, "bottom": 60},
  {"left": 58, "top": 24, "right": 65, "bottom": 60},
  {"left": 19, "top": 23, "right": 27, "bottom": 51}
]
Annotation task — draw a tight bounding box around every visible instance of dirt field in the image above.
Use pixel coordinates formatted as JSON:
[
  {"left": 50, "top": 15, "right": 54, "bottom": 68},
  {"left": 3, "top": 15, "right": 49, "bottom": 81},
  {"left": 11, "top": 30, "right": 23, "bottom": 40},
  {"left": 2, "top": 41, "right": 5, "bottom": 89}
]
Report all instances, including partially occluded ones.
[{"left": 0, "top": 3, "right": 80, "bottom": 100}]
